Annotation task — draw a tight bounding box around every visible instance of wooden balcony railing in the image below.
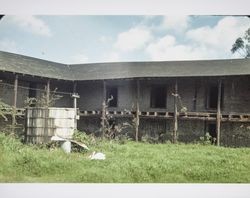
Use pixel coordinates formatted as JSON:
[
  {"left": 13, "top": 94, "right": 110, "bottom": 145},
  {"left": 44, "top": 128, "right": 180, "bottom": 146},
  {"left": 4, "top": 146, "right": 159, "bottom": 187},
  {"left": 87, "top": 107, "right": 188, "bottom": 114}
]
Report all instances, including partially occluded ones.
[{"left": 78, "top": 110, "right": 250, "bottom": 122}]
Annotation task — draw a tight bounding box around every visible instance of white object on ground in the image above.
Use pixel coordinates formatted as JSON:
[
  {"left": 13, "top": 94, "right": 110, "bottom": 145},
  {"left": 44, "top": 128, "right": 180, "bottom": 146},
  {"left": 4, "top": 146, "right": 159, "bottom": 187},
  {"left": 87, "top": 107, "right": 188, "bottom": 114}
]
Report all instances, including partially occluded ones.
[
  {"left": 89, "top": 151, "right": 106, "bottom": 160},
  {"left": 61, "top": 141, "right": 71, "bottom": 154}
]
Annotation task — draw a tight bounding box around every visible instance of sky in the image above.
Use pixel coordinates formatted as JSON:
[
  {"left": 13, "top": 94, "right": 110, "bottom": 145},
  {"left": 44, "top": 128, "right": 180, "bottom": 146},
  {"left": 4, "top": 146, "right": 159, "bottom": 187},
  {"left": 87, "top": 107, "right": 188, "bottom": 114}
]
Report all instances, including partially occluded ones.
[{"left": 0, "top": 15, "right": 249, "bottom": 64}]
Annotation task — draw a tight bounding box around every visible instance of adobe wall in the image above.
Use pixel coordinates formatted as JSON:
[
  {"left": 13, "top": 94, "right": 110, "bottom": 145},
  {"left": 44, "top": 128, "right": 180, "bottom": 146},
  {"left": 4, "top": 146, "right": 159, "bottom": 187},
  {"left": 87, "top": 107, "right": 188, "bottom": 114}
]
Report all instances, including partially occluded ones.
[
  {"left": 50, "top": 80, "right": 73, "bottom": 108},
  {"left": 222, "top": 76, "right": 250, "bottom": 113},
  {"left": 77, "top": 81, "right": 103, "bottom": 111},
  {"left": 76, "top": 80, "right": 137, "bottom": 111}
]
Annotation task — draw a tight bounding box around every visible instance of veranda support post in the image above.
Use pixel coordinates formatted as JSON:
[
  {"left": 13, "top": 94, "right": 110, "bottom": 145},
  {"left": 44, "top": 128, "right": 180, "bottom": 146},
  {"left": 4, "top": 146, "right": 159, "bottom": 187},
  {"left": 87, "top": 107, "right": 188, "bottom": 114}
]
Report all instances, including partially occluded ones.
[
  {"left": 173, "top": 79, "right": 178, "bottom": 143},
  {"left": 12, "top": 74, "right": 18, "bottom": 129},
  {"left": 216, "top": 79, "right": 222, "bottom": 146},
  {"left": 101, "top": 80, "right": 106, "bottom": 138},
  {"left": 135, "top": 79, "right": 140, "bottom": 142}
]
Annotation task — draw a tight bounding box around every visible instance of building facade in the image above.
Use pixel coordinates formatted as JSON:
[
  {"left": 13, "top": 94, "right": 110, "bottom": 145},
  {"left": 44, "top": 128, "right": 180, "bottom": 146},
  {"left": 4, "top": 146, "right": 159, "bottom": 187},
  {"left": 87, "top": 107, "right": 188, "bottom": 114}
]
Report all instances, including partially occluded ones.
[{"left": 0, "top": 51, "right": 250, "bottom": 146}]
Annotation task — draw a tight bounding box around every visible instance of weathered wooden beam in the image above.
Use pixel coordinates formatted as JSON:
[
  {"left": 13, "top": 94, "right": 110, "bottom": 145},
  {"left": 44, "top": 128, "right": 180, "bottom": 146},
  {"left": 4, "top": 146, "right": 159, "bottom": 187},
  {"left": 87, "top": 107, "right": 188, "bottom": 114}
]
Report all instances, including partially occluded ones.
[
  {"left": 72, "top": 81, "right": 78, "bottom": 109},
  {"left": 13, "top": 74, "right": 18, "bottom": 109},
  {"left": 12, "top": 74, "right": 18, "bottom": 127},
  {"left": 135, "top": 79, "right": 140, "bottom": 142},
  {"left": 216, "top": 79, "right": 222, "bottom": 146},
  {"left": 78, "top": 109, "right": 250, "bottom": 123},
  {"left": 72, "top": 81, "right": 79, "bottom": 130},
  {"left": 44, "top": 79, "right": 51, "bottom": 142},
  {"left": 101, "top": 80, "right": 106, "bottom": 138},
  {"left": 173, "top": 79, "right": 178, "bottom": 143}
]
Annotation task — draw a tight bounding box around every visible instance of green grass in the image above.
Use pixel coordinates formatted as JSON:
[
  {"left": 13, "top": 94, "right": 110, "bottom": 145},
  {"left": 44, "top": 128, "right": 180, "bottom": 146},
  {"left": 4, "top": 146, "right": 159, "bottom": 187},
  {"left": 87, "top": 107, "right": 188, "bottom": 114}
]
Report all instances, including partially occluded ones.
[{"left": 0, "top": 133, "right": 250, "bottom": 183}]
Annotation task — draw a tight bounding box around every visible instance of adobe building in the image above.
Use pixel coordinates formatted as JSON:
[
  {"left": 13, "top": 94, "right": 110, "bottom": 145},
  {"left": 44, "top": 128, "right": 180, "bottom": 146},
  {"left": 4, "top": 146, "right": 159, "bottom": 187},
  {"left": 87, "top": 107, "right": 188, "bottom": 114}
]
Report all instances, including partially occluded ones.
[{"left": 0, "top": 50, "right": 250, "bottom": 146}]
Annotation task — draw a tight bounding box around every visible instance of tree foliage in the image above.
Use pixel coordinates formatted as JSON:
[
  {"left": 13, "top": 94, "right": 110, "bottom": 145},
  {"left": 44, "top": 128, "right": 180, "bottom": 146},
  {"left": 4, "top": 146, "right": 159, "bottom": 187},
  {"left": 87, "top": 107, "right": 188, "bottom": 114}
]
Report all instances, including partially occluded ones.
[{"left": 231, "top": 28, "right": 250, "bottom": 58}]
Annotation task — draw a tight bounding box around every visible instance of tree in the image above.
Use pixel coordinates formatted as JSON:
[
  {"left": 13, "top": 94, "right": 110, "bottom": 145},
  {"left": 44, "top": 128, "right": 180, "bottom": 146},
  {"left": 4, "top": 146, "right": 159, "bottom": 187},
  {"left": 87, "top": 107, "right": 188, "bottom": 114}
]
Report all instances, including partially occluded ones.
[{"left": 231, "top": 28, "right": 250, "bottom": 58}]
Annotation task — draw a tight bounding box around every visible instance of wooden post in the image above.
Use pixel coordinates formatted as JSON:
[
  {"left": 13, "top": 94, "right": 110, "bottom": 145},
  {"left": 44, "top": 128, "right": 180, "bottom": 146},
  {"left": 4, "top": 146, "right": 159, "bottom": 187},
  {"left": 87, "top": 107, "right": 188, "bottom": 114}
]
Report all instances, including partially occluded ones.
[
  {"left": 135, "top": 80, "right": 140, "bottom": 142},
  {"left": 46, "top": 79, "right": 50, "bottom": 107},
  {"left": 101, "top": 80, "right": 106, "bottom": 138},
  {"left": 44, "top": 79, "right": 50, "bottom": 142},
  {"left": 12, "top": 74, "right": 18, "bottom": 127},
  {"left": 216, "top": 79, "right": 222, "bottom": 146},
  {"left": 73, "top": 81, "right": 77, "bottom": 108},
  {"left": 173, "top": 79, "right": 178, "bottom": 143},
  {"left": 72, "top": 81, "right": 79, "bottom": 130}
]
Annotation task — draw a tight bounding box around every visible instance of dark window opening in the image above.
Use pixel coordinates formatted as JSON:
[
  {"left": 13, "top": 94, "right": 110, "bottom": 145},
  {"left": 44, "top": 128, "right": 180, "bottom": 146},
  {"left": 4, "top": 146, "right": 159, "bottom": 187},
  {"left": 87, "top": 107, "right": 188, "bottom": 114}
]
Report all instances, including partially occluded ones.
[
  {"left": 106, "top": 86, "right": 118, "bottom": 107},
  {"left": 208, "top": 123, "right": 217, "bottom": 144},
  {"left": 207, "top": 84, "right": 224, "bottom": 109},
  {"left": 29, "top": 83, "right": 37, "bottom": 98},
  {"left": 28, "top": 83, "right": 37, "bottom": 107},
  {"left": 150, "top": 85, "right": 166, "bottom": 108}
]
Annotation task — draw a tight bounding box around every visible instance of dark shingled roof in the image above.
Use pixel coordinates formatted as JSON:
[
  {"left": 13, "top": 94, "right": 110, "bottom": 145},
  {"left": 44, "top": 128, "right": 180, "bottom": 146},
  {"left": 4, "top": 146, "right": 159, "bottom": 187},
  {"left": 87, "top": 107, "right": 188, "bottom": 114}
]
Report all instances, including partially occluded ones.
[
  {"left": 1, "top": 51, "right": 250, "bottom": 81},
  {"left": 70, "top": 59, "right": 250, "bottom": 80},
  {"left": 0, "top": 51, "right": 73, "bottom": 80}
]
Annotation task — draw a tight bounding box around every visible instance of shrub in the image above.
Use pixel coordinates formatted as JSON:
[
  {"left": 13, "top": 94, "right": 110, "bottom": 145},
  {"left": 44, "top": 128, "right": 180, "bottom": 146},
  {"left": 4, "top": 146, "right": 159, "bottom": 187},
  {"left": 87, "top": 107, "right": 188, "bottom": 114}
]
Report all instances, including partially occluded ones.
[
  {"left": 199, "top": 132, "right": 214, "bottom": 145},
  {"left": 72, "top": 130, "right": 97, "bottom": 146}
]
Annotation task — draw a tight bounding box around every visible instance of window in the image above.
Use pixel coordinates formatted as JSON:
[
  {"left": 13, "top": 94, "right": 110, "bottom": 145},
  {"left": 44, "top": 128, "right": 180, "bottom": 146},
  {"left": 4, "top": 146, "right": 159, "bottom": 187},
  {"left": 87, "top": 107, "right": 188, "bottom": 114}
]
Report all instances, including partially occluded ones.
[
  {"left": 207, "top": 84, "right": 224, "bottom": 109},
  {"left": 150, "top": 85, "right": 166, "bottom": 108},
  {"left": 106, "top": 86, "right": 118, "bottom": 107}
]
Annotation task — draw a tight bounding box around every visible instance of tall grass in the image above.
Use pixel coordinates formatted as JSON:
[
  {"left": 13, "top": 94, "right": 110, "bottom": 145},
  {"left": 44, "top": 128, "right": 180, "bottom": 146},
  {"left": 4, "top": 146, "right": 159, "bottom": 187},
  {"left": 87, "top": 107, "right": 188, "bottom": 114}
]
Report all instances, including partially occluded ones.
[{"left": 0, "top": 133, "right": 250, "bottom": 183}]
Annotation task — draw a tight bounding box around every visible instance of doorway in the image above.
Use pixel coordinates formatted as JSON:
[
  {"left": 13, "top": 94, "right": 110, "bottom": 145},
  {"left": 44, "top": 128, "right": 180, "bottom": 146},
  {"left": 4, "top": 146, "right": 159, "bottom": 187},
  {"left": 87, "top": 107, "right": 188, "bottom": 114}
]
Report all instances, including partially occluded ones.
[
  {"left": 150, "top": 85, "right": 166, "bottom": 108},
  {"left": 207, "top": 83, "right": 224, "bottom": 109}
]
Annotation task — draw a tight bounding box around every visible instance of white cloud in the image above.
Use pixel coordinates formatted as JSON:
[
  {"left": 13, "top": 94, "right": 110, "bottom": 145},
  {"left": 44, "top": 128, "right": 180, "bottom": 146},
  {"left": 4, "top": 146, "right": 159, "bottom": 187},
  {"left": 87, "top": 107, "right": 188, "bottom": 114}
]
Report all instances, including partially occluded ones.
[
  {"left": 70, "top": 53, "right": 89, "bottom": 64},
  {"left": 114, "top": 26, "right": 152, "bottom": 52},
  {"left": 146, "top": 16, "right": 250, "bottom": 61},
  {"left": 161, "top": 16, "right": 191, "bottom": 32},
  {"left": 8, "top": 15, "right": 52, "bottom": 37},
  {"left": 146, "top": 35, "right": 215, "bottom": 61},
  {"left": 186, "top": 16, "right": 250, "bottom": 53},
  {"left": 0, "top": 38, "right": 19, "bottom": 53}
]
